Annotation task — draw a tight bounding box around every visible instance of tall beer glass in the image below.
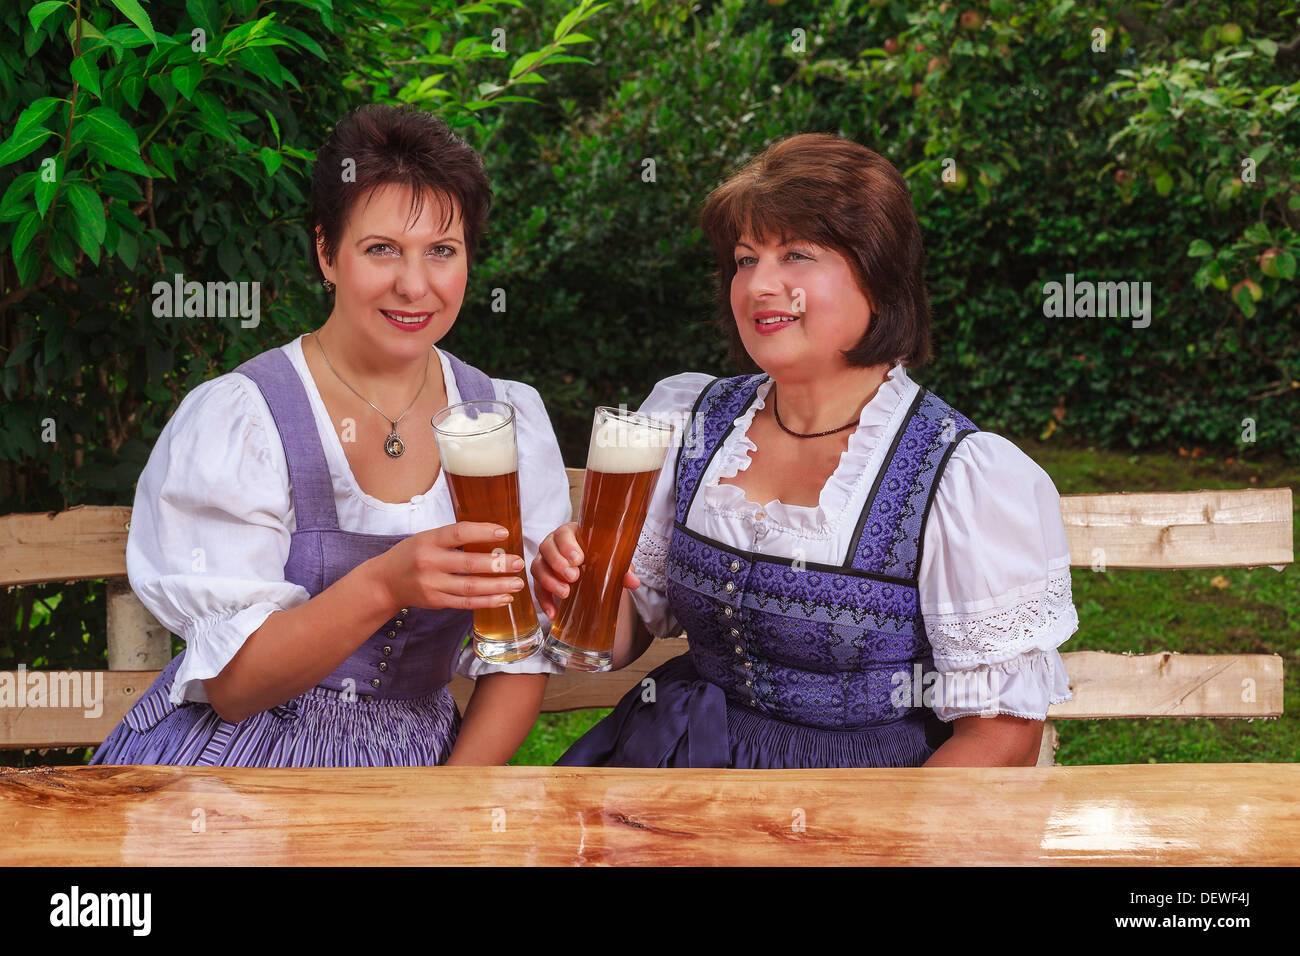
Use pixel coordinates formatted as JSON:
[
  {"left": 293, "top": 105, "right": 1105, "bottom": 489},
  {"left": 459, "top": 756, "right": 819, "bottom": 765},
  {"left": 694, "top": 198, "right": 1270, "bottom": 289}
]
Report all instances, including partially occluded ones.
[
  {"left": 543, "top": 407, "right": 674, "bottom": 671},
  {"left": 431, "top": 400, "right": 541, "bottom": 663}
]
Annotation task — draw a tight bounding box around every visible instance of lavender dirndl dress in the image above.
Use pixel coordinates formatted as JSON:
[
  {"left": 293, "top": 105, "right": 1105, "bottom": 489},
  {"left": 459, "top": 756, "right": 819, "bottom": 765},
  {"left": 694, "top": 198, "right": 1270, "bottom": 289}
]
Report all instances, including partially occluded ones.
[
  {"left": 557, "top": 373, "right": 979, "bottom": 769},
  {"left": 90, "top": 347, "right": 497, "bottom": 767}
]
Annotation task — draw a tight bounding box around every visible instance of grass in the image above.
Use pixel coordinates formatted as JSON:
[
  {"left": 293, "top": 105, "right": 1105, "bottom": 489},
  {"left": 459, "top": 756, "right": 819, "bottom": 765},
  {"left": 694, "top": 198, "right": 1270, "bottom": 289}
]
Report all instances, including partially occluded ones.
[{"left": 510, "top": 436, "right": 1299, "bottom": 766}]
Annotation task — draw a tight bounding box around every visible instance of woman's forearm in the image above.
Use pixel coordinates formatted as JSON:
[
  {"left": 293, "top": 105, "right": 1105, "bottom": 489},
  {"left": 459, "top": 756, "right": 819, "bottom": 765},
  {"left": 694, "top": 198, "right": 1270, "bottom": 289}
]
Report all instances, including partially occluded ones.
[
  {"left": 444, "top": 672, "right": 548, "bottom": 764},
  {"left": 923, "top": 715, "right": 1045, "bottom": 767},
  {"left": 203, "top": 556, "right": 397, "bottom": 723},
  {"left": 609, "top": 589, "right": 655, "bottom": 670}
]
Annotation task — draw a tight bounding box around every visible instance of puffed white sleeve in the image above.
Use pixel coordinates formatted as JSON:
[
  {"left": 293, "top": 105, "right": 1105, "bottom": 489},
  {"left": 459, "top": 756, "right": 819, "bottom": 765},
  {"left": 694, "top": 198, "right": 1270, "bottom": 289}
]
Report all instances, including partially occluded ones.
[
  {"left": 456, "top": 378, "right": 571, "bottom": 677},
  {"left": 626, "top": 372, "right": 716, "bottom": 638},
  {"left": 125, "top": 374, "right": 311, "bottom": 706},
  {"left": 919, "top": 432, "right": 1078, "bottom": 722}
]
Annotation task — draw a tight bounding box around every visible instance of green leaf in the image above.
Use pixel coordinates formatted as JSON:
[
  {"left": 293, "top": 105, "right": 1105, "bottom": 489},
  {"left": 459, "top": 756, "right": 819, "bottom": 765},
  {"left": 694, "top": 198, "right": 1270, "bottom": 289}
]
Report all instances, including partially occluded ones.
[
  {"left": 186, "top": 0, "right": 219, "bottom": 34},
  {"left": 265, "top": 109, "right": 281, "bottom": 147},
  {"left": 1249, "top": 143, "right": 1273, "bottom": 166},
  {"left": 0, "top": 172, "right": 36, "bottom": 221},
  {"left": 0, "top": 125, "right": 55, "bottom": 167},
  {"left": 35, "top": 170, "right": 59, "bottom": 218},
  {"left": 82, "top": 118, "right": 153, "bottom": 176},
  {"left": 67, "top": 17, "right": 109, "bottom": 45},
  {"left": 1252, "top": 38, "right": 1278, "bottom": 58},
  {"left": 538, "top": 54, "right": 591, "bottom": 66},
  {"left": 48, "top": 228, "right": 76, "bottom": 275},
  {"left": 98, "top": 169, "right": 144, "bottom": 201},
  {"left": 558, "top": 32, "right": 593, "bottom": 45},
  {"left": 271, "top": 22, "right": 327, "bottom": 60},
  {"left": 172, "top": 62, "right": 202, "bottom": 99},
  {"left": 259, "top": 146, "right": 282, "bottom": 175},
  {"left": 115, "top": 228, "right": 138, "bottom": 269},
  {"left": 1276, "top": 250, "right": 1297, "bottom": 280},
  {"left": 1187, "top": 239, "right": 1214, "bottom": 257},
  {"left": 28, "top": 1, "right": 65, "bottom": 33},
  {"left": 108, "top": 0, "right": 157, "bottom": 44},
  {"left": 13, "top": 210, "right": 41, "bottom": 260},
  {"left": 71, "top": 52, "right": 103, "bottom": 97},
  {"left": 13, "top": 97, "right": 62, "bottom": 136},
  {"left": 105, "top": 23, "right": 160, "bottom": 49},
  {"left": 148, "top": 142, "right": 176, "bottom": 179},
  {"left": 238, "top": 46, "right": 282, "bottom": 86},
  {"left": 1243, "top": 222, "right": 1271, "bottom": 245},
  {"left": 553, "top": 5, "right": 586, "bottom": 41},
  {"left": 1233, "top": 285, "right": 1257, "bottom": 318},
  {"left": 147, "top": 72, "right": 177, "bottom": 112},
  {"left": 509, "top": 49, "right": 546, "bottom": 79},
  {"left": 192, "top": 92, "right": 235, "bottom": 143},
  {"left": 14, "top": 243, "right": 40, "bottom": 285},
  {"left": 64, "top": 183, "right": 107, "bottom": 259}
]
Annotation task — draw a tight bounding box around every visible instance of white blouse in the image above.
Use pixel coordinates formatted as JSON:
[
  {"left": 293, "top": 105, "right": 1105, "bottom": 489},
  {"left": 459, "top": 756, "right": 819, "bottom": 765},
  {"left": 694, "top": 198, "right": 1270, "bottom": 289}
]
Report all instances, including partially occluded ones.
[
  {"left": 126, "top": 335, "right": 571, "bottom": 706},
  {"left": 628, "top": 364, "right": 1079, "bottom": 722}
]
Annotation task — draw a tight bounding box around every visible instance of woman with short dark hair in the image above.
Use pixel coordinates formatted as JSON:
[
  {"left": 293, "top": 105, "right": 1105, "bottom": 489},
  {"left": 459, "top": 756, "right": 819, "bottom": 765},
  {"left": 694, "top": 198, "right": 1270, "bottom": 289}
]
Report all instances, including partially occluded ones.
[
  {"left": 91, "top": 104, "right": 569, "bottom": 767},
  {"left": 534, "top": 133, "right": 1078, "bottom": 768}
]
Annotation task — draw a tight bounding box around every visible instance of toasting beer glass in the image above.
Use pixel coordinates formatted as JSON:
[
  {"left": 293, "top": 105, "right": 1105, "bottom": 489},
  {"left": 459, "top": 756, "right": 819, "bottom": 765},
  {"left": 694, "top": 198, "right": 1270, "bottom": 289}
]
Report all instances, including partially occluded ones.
[
  {"left": 431, "top": 400, "right": 541, "bottom": 663},
  {"left": 543, "top": 407, "right": 675, "bottom": 671}
]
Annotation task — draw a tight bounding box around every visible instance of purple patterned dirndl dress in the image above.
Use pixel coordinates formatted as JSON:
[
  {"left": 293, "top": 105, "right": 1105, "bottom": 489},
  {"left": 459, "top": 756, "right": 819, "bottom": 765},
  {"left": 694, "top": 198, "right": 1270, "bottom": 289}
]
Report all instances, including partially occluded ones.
[
  {"left": 557, "top": 371, "right": 979, "bottom": 768},
  {"left": 90, "top": 346, "right": 495, "bottom": 767}
]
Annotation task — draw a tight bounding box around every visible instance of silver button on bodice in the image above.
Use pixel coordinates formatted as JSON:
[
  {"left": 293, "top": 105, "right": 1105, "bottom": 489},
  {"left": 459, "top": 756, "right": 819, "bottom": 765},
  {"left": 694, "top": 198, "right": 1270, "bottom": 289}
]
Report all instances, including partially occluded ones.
[
  {"left": 730, "top": 560, "right": 740, "bottom": 572},
  {"left": 378, "top": 661, "right": 388, "bottom": 672},
  {"left": 724, "top": 581, "right": 735, "bottom": 593}
]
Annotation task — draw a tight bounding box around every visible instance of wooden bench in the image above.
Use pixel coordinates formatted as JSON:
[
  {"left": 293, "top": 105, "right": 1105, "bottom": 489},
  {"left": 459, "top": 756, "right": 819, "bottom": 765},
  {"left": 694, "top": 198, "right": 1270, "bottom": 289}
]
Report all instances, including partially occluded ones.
[{"left": 0, "top": 470, "right": 1291, "bottom": 770}]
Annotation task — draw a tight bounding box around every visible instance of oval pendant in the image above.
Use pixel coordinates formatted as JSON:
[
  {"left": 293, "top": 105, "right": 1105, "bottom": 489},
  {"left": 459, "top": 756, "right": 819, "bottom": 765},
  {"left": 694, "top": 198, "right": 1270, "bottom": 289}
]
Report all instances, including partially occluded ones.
[{"left": 385, "top": 433, "right": 405, "bottom": 458}]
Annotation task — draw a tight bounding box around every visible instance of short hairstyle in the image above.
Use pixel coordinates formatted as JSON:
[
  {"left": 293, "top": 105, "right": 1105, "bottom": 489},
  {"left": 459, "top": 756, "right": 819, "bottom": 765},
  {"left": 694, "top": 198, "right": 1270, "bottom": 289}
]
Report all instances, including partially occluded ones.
[
  {"left": 309, "top": 104, "right": 493, "bottom": 280},
  {"left": 699, "top": 133, "right": 933, "bottom": 372}
]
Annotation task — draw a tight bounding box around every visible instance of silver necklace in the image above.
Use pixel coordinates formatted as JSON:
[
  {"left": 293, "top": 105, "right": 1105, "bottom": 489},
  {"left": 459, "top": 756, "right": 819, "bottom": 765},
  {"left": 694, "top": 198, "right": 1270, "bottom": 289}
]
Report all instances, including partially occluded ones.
[{"left": 312, "top": 331, "right": 429, "bottom": 459}]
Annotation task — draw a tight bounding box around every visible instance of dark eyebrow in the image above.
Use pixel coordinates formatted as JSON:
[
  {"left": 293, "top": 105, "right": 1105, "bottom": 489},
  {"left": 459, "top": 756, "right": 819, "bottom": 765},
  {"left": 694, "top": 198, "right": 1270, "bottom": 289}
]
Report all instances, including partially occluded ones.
[
  {"left": 734, "top": 239, "right": 804, "bottom": 252},
  {"left": 356, "top": 234, "right": 464, "bottom": 246}
]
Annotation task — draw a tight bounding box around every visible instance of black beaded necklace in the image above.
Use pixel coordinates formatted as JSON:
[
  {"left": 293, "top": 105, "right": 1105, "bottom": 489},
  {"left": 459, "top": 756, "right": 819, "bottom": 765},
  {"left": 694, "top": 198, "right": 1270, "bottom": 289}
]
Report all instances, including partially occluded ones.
[{"left": 772, "top": 390, "right": 860, "bottom": 439}]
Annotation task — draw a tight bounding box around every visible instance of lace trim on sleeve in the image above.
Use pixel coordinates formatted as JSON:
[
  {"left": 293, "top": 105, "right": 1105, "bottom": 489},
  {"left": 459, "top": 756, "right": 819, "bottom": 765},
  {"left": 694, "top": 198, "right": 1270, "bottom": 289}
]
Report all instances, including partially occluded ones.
[
  {"left": 631, "top": 522, "right": 671, "bottom": 591},
  {"left": 926, "top": 565, "right": 1079, "bottom": 669}
]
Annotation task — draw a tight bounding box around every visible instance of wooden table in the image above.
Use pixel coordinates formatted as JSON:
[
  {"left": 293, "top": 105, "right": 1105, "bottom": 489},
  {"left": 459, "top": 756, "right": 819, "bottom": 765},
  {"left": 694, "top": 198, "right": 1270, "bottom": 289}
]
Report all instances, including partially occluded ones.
[{"left": 2, "top": 764, "right": 1297, "bottom": 866}]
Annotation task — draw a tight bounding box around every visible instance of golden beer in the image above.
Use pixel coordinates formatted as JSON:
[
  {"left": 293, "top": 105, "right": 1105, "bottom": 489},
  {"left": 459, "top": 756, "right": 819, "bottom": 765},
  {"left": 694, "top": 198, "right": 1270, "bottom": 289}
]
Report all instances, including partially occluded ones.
[
  {"left": 432, "top": 401, "right": 541, "bottom": 663},
  {"left": 544, "top": 408, "right": 674, "bottom": 671}
]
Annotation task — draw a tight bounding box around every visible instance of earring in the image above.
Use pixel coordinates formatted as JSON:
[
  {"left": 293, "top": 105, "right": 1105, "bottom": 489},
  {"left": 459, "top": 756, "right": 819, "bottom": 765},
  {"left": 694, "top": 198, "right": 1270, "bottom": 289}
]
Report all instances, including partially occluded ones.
[{"left": 321, "top": 279, "right": 335, "bottom": 293}]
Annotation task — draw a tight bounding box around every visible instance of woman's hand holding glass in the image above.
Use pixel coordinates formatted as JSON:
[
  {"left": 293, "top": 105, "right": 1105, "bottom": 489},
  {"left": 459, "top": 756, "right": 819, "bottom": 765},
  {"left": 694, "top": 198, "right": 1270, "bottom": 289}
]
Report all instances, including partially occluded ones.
[
  {"left": 531, "top": 522, "right": 640, "bottom": 620},
  {"left": 371, "top": 522, "right": 527, "bottom": 612}
]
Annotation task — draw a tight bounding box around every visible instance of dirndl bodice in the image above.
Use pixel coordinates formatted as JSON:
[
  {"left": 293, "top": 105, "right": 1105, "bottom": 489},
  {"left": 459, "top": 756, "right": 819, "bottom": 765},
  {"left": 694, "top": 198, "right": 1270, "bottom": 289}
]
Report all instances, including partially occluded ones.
[
  {"left": 90, "top": 346, "right": 496, "bottom": 767},
  {"left": 557, "top": 370, "right": 979, "bottom": 768}
]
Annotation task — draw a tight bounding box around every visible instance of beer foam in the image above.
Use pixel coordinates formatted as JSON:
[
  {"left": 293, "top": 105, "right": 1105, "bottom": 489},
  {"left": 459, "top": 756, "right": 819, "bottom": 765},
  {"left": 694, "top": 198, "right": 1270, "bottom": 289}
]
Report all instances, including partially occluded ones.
[
  {"left": 435, "top": 409, "right": 516, "bottom": 476},
  {"left": 587, "top": 418, "right": 672, "bottom": 473}
]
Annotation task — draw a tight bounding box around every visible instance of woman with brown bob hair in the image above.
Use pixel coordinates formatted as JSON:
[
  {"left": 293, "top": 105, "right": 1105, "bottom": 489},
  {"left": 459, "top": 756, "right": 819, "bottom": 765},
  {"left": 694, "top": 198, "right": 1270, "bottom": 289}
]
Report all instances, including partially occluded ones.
[
  {"left": 90, "top": 104, "right": 570, "bottom": 767},
  {"left": 535, "top": 133, "right": 1079, "bottom": 768}
]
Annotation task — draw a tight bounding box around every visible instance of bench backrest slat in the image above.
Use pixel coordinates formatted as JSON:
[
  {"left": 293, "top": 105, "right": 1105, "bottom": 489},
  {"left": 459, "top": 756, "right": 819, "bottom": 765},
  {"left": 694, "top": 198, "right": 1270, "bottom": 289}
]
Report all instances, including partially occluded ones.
[
  {"left": 0, "top": 647, "right": 1283, "bottom": 749},
  {"left": 0, "top": 480, "right": 1292, "bottom": 586}
]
